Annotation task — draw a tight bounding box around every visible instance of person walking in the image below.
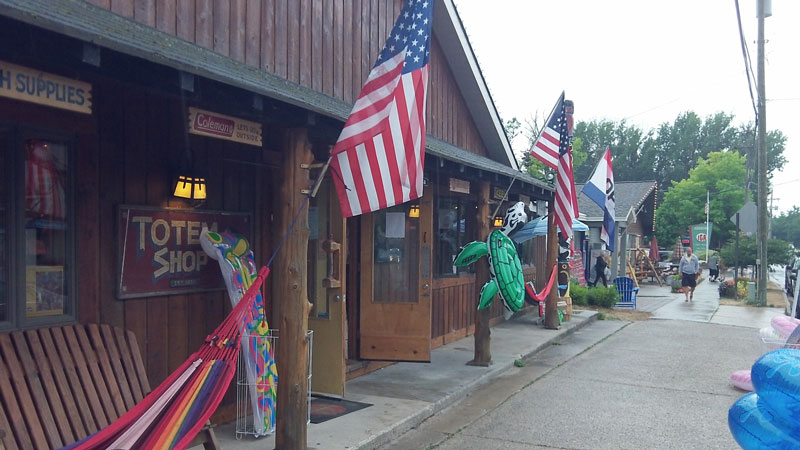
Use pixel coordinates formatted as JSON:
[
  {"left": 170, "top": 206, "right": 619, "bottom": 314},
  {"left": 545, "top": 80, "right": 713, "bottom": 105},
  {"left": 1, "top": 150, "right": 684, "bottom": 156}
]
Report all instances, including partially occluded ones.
[
  {"left": 708, "top": 253, "right": 719, "bottom": 282},
  {"left": 679, "top": 247, "right": 700, "bottom": 302},
  {"left": 592, "top": 254, "right": 609, "bottom": 287}
]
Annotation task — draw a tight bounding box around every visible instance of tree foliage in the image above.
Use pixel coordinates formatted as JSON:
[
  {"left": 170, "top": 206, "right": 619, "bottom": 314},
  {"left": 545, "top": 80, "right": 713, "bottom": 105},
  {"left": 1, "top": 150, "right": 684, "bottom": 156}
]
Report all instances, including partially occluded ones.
[
  {"left": 719, "top": 235, "right": 794, "bottom": 269},
  {"left": 654, "top": 151, "right": 746, "bottom": 250},
  {"left": 772, "top": 207, "right": 800, "bottom": 248},
  {"left": 568, "top": 111, "right": 787, "bottom": 194}
]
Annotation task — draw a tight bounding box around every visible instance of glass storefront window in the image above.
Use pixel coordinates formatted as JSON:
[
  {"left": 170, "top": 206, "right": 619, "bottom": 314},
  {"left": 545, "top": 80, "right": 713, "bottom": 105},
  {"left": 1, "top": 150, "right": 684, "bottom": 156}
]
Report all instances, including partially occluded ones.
[
  {"left": 435, "top": 198, "right": 476, "bottom": 276},
  {"left": 372, "top": 203, "right": 419, "bottom": 303},
  {"left": 24, "top": 139, "right": 69, "bottom": 318},
  {"left": 0, "top": 135, "right": 6, "bottom": 322}
]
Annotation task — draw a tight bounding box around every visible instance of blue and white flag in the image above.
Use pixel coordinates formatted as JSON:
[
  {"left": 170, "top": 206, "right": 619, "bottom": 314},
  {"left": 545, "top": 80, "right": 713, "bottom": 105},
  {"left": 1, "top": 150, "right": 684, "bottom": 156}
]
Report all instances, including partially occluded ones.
[{"left": 582, "top": 148, "right": 616, "bottom": 251}]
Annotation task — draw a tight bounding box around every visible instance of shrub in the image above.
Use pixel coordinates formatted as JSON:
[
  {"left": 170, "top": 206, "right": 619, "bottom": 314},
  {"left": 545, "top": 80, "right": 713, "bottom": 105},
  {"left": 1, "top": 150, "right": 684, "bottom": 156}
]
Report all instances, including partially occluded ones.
[
  {"left": 570, "top": 282, "right": 589, "bottom": 306},
  {"left": 587, "top": 286, "right": 619, "bottom": 308},
  {"left": 718, "top": 280, "right": 737, "bottom": 298}
]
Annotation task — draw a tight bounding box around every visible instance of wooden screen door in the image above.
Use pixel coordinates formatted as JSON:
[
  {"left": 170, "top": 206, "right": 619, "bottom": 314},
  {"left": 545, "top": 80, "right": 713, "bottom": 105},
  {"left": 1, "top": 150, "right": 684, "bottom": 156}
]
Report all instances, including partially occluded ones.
[
  {"left": 308, "top": 177, "right": 347, "bottom": 396},
  {"left": 360, "top": 192, "right": 432, "bottom": 362}
]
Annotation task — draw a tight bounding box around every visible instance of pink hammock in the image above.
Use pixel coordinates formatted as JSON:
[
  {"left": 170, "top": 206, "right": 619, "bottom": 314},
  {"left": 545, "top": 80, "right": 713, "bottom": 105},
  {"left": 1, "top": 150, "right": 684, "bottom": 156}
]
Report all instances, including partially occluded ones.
[{"left": 63, "top": 266, "right": 270, "bottom": 450}]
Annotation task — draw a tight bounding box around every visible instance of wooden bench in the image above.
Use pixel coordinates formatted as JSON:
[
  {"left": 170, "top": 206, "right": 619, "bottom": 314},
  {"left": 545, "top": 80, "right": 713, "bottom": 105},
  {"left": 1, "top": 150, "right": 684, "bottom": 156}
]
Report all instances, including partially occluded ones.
[{"left": 0, "top": 323, "right": 219, "bottom": 449}]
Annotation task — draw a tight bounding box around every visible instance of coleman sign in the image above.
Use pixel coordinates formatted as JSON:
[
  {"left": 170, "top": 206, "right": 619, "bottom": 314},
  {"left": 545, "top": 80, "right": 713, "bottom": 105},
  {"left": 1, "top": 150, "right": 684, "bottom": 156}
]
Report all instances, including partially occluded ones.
[
  {"left": 0, "top": 60, "right": 92, "bottom": 114},
  {"left": 188, "top": 107, "right": 262, "bottom": 147},
  {"left": 117, "top": 206, "right": 251, "bottom": 299}
]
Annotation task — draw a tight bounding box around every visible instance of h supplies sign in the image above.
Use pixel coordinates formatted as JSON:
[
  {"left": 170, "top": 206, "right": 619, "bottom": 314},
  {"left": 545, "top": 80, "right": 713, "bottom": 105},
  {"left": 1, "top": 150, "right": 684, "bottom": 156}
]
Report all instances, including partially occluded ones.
[
  {"left": 0, "top": 60, "right": 92, "bottom": 114},
  {"left": 117, "top": 206, "right": 250, "bottom": 299}
]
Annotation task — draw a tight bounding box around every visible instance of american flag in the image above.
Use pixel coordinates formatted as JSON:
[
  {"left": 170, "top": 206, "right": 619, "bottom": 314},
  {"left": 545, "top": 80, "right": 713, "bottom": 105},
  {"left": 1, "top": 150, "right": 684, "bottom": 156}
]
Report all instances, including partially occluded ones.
[
  {"left": 330, "top": 0, "right": 433, "bottom": 218},
  {"left": 539, "top": 92, "right": 578, "bottom": 240},
  {"left": 529, "top": 93, "right": 565, "bottom": 170},
  {"left": 25, "top": 140, "right": 65, "bottom": 220}
]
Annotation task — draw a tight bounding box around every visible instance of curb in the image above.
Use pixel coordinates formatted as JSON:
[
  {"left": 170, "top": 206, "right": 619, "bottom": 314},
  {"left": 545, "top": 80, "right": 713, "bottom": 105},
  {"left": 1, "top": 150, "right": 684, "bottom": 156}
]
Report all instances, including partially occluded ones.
[{"left": 355, "top": 310, "right": 599, "bottom": 450}]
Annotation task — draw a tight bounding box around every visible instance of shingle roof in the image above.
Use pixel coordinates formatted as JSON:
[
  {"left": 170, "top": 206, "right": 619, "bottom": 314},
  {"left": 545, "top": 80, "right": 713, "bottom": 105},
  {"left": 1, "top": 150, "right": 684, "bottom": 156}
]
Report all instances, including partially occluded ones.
[{"left": 575, "top": 181, "right": 657, "bottom": 222}]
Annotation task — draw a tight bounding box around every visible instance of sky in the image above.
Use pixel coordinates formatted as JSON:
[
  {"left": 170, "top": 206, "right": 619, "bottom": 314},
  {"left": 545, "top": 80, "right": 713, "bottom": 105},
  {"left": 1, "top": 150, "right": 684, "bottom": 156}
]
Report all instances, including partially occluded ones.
[{"left": 451, "top": 0, "right": 800, "bottom": 215}]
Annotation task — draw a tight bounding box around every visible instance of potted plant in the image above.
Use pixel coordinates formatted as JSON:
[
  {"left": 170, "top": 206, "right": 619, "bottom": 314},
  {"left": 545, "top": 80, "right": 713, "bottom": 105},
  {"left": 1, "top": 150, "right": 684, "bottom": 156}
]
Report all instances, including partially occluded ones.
[{"left": 671, "top": 274, "right": 682, "bottom": 293}]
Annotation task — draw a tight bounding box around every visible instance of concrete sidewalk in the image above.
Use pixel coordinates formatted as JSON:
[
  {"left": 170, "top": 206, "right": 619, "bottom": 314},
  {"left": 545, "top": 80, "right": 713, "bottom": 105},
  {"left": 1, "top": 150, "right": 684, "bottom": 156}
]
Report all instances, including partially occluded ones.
[{"left": 208, "top": 308, "right": 599, "bottom": 450}]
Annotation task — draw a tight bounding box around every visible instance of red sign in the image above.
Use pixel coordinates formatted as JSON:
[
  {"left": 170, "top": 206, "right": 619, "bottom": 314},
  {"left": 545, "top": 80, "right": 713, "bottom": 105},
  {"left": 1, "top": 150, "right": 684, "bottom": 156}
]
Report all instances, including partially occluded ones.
[
  {"left": 117, "top": 206, "right": 251, "bottom": 299},
  {"left": 187, "top": 107, "right": 262, "bottom": 147}
]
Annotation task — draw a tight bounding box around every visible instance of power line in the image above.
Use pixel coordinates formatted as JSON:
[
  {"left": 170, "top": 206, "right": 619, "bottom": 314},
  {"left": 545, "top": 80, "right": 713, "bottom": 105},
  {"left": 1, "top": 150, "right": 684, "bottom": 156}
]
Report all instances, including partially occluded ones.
[{"left": 734, "top": 0, "right": 759, "bottom": 122}]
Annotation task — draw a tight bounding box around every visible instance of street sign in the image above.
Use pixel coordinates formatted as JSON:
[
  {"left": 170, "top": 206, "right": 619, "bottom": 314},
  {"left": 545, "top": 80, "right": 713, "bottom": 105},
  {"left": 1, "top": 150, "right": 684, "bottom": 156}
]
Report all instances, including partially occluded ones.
[{"left": 731, "top": 201, "right": 758, "bottom": 234}]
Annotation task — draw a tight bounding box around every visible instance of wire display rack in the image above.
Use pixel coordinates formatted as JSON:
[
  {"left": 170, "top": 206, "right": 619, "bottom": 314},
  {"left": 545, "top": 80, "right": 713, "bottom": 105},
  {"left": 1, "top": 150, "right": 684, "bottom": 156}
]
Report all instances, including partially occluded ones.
[{"left": 236, "top": 329, "right": 313, "bottom": 439}]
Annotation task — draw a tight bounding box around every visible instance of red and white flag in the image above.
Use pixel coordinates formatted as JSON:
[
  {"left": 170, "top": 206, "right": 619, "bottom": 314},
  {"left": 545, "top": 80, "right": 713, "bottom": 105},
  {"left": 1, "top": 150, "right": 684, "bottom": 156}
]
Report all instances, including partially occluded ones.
[{"left": 330, "top": 0, "right": 433, "bottom": 217}]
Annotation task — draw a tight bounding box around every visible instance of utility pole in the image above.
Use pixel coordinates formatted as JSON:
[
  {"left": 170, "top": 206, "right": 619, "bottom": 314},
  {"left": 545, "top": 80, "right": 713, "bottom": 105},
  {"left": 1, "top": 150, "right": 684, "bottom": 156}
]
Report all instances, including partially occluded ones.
[{"left": 756, "top": 0, "right": 770, "bottom": 306}]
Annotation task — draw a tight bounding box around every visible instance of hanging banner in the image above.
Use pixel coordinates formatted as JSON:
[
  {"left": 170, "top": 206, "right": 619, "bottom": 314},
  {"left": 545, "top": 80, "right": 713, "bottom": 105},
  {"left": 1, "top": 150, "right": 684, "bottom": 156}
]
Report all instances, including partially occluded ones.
[
  {"left": 187, "top": 107, "right": 263, "bottom": 147},
  {"left": 0, "top": 60, "right": 92, "bottom": 114},
  {"left": 690, "top": 223, "right": 712, "bottom": 259},
  {"left": 117, "top": 205, "right": 251, "bottom": 299},
  {"left": 569, "top": 250, "right": 586, "bottom": 286}
]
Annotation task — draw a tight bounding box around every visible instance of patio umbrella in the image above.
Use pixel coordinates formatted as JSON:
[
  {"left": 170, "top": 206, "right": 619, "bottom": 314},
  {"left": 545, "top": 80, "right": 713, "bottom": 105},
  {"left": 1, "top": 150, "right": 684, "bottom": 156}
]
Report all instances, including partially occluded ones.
[
  {"left": 511, "top": 215, "right": 589, "bottom": 244},
  {"left": 649, "top": 236, "right": 659, "bottom": 262}
]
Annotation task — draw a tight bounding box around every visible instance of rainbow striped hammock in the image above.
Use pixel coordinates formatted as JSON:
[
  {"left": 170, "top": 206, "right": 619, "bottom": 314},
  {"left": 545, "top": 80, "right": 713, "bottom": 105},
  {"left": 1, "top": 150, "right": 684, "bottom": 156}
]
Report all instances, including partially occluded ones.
[{"left": 62, "top": 266, "right": 271, "bottom": 450}]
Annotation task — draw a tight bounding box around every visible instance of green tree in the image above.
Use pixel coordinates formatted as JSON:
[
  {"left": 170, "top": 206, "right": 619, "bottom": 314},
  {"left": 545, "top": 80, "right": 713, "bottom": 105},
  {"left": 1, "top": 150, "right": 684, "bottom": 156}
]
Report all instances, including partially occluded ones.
[
  {"left": 655, "top": 151, "right": 746, "bottom": 249},
  {"left": 719, "top": 235, "right": 793, "bottom": 271},
  {"left": 573, "top": 119, "right": 651, "bottom": 183},
  {"left": 772, "top": 207, "right": 800, "bottom": 248}
]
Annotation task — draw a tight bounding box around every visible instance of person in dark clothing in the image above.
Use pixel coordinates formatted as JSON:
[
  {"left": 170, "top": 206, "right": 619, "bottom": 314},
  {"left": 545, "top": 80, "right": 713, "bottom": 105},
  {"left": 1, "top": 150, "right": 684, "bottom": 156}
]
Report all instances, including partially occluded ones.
[{"left": 592, "top": 255, "right": 609, "bottom": 287}]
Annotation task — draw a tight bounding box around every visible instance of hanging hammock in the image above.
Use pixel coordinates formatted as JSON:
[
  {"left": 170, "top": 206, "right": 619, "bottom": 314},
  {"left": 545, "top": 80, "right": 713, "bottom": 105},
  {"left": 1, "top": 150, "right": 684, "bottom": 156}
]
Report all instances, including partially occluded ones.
[{"left": 62, "top": 266, "right": 271, "bottom": 450}]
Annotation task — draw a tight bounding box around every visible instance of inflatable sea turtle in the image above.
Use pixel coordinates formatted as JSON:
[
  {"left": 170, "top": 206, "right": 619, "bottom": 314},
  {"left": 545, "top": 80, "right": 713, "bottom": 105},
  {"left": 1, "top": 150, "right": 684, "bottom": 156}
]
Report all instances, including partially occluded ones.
[{"left": 453, "top": 201, "right": 528, "bottom": 312}]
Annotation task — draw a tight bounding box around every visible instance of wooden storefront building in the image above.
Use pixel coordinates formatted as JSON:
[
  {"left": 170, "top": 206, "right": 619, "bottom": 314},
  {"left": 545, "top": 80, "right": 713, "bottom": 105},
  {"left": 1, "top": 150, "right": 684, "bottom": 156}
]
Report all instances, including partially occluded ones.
[{"left": 0, "top": 0, "right": 553, "bottom": 436}]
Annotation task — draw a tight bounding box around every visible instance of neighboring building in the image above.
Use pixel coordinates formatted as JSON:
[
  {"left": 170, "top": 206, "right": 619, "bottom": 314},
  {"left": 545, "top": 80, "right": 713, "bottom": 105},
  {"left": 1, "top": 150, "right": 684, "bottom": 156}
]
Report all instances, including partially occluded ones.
[
  {"left": 576, "top": 181, "right": 657, "bottom": 280},
  {"left": 0, "top": 0, "right": 553, "bottom": 425}
]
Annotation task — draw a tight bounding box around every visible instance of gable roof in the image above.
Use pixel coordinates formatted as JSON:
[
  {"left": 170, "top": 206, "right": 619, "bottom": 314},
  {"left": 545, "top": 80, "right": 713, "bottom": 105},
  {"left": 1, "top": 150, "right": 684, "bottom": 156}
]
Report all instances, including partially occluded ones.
[
  {"left": 575, "top": 181, "right": 657, "bottom": 222},
  {"left": 433, "top": 0, "right": 518, "bottom": 170},
  {"left": 0, "top": 0, "right": 521, "bottom": 173}
]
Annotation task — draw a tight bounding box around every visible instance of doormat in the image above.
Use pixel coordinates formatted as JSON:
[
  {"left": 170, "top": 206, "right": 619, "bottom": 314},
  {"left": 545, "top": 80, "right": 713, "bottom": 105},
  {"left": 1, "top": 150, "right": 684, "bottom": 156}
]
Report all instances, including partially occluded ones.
[{"left": 310, "top": 395, "right": 372, "bottom": 424}]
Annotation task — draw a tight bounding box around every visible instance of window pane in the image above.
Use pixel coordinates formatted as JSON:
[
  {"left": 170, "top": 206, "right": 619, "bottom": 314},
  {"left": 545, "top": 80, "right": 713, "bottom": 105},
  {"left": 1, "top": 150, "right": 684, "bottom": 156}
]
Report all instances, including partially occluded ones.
[
  {"left": 373, "top": 204, "right": 419, "bottom": 303},
  {"left": 307, "top": 181, "right": 331, "bottom": 318},
  {"left": 0, "top": 136, "right": 6, "bottom": 322},
  {"left": 435, "top": 199, "right": 476, "bottom": 276},
  {"left": 24, "top": 139, "right": 68, "bottom": 318}
]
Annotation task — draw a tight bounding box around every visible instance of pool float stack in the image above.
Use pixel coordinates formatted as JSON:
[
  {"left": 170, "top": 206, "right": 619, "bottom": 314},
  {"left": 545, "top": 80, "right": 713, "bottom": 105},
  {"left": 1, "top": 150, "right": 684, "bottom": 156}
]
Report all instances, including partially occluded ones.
[
  {"left": 729, "top": 316, "right": 800, "bottom": 392},
  {"left": 728, "top": 349, "right": 800, "bottom": 448}
]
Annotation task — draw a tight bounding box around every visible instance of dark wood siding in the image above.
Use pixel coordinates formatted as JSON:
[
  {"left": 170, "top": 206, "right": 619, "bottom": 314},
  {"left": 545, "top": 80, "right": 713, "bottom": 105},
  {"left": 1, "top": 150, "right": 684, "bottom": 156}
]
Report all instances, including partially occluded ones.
[
  {"left": 84, "top": 0, "right": 489, "bottom": 156},
  {"left": 0, "top": 76, "right": 276, "bottom": 417}
]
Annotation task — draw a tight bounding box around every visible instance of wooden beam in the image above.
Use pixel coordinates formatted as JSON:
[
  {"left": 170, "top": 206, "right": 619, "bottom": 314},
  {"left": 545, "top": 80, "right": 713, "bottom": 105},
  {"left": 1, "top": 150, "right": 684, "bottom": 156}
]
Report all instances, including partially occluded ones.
[
  {"left": 544, "top": 210, "right": 560, "bottom": 329},
  {"left": 274, "top": 128, "right": 313, "bottom": 450},
  {"left": 468, "top": 181, "right": 492, "bottom": 367}
]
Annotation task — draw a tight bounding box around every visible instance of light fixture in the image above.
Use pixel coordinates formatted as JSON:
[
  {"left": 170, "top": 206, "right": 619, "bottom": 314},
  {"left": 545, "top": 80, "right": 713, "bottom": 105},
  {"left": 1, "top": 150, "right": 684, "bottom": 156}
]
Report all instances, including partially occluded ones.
[
  {"left": 493, "top": 216, "right": 504, "bottom": 227},
  {"left": 409, "top": 204, "right": 420, "bottom": 218},
  {"left": 173, "top": 175, "right": 207, "bottom": 200}
]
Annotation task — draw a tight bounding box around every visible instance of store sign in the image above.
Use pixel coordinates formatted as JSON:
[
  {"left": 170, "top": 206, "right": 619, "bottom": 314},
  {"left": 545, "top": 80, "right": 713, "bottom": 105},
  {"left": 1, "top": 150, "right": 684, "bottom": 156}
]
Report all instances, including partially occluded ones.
[
  {"left": 690, "top": 223, "right": 712, "bottom": 258},
  {"left": 0, "top": 60, "right": 92, "bottom": 114},
  {"left": 493, "top": 187, "right": 506, "bottom": 201},
  {"left": 188, "top": 107, "right": 262, "bottom": 147},
  {"left": 449, "top": 178, "right": 470, "bottom": 194},
  {"left": 117, "top": 206, "right": 251, "bottom": 299}
]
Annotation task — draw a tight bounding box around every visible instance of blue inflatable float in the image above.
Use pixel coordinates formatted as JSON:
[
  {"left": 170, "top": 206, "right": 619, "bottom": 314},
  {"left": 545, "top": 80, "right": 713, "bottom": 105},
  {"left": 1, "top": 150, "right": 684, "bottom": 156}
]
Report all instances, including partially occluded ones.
[{"left": 729, "top": 349, "right": 800, "bottom": 449}]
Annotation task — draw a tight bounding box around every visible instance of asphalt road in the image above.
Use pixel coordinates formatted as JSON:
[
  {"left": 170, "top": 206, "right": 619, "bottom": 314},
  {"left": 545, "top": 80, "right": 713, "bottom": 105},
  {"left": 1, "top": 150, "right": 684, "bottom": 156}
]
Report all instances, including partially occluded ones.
[{"left": 382, "top": 300, "right": 765, "bottom": 449}]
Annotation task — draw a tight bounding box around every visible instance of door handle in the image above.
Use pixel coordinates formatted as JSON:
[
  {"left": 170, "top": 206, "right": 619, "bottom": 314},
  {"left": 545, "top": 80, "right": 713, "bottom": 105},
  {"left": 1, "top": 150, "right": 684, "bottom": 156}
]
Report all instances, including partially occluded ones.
[
  {"left": 422, "top": 282, "right": 429, "bottom": 290},
  {"left": 321, "top": 239, "right": 342, "bottom": 288}
]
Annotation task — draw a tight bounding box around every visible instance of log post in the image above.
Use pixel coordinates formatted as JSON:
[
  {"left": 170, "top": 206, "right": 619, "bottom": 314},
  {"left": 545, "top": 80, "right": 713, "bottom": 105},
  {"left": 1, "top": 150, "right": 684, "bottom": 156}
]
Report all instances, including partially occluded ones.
[
  {"left": 544, "top": 205, "right": 560, "bottom": 329},
  {"left": 468, "top": 181, "right": 492, "bottom": 366},
  {"left": 274, "top": 128, "right": 313, "bottom": 450}
]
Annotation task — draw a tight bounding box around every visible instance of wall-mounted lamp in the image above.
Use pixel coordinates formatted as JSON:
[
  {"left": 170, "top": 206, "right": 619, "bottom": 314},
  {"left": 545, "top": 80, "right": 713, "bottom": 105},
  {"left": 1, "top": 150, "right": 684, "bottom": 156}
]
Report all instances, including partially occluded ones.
[
  {"left": 173, "top": 175, "right": 207, "bottom": 200},
  {"left": 493, "top": 215, "right": 504, "bottom": 227},
  {"left": 409, "top": 204, "right": 420, "bottom": 218}
]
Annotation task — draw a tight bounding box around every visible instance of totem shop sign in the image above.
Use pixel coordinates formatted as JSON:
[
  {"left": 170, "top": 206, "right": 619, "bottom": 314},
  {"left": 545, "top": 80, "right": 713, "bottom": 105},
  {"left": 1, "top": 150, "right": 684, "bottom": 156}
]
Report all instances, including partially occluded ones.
[
  {"left": 187, "top": 107, "right": 263, "bottom": 147},
  {"left": 0, "top": 60, "right": 92, "bottom": 114},
  {"left": 117, "top": 205, "right": 251, "bottom": 299}
]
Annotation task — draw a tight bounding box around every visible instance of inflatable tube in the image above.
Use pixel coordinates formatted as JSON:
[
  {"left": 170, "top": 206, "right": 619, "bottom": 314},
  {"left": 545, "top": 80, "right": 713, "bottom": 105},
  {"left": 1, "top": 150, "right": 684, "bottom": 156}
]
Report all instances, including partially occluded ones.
[
  {"left": 750, "top": 349, "right": 800, "bottom": 419},
  {"left": 730, "top": 369, "right": 754, "bottom": 392},
  {"left": 729, "top": 392, "right": 800, "bottom": 449},
  {"left": 770, "top": 315, "right": 800, "bottom": 340}
]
